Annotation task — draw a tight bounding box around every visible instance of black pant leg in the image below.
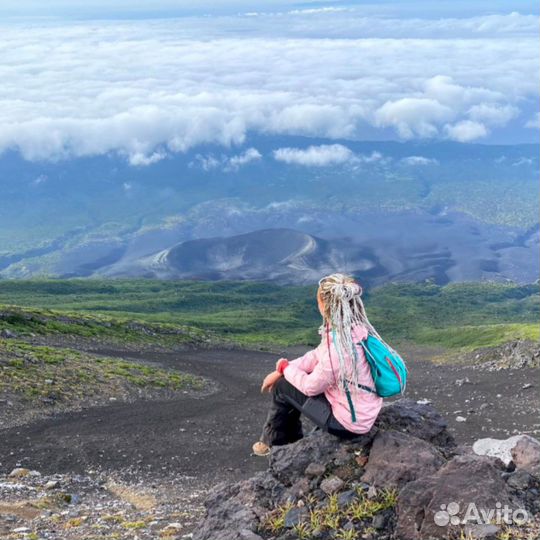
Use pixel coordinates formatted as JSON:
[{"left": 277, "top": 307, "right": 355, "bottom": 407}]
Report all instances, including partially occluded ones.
[
  {"left": 260, "top": 377, "right": 360, "bottom": 446},
  {"left": 260, "top": 378, "right": 307, "bottom": 446},
  {"left": 326, "top": 415, "right": 359, "bottom": 440}
]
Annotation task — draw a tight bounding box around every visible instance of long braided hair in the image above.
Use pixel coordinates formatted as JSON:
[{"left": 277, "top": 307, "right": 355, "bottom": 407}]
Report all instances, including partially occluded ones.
[{"left": 318, "top": 273, "right": 389, "bottom": 393}]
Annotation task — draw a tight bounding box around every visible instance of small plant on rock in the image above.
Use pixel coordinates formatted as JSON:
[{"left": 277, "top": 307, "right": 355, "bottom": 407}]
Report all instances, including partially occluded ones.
[
  {"left": 262, "top": 502, "right": 293, "bottom": 534},
  {"left": 335, "top": 528, "right": 357, "bottom": 540},
  {"left": 292, "top": 522, "right": 311, "bottom": 539}
]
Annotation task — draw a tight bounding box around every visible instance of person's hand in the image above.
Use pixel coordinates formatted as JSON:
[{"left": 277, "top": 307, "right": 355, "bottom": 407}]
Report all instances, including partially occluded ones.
[
  {"left": 261, "top": 371, "right": 282, "bottom": 393},
  {"left": 275, "top": 358, "right": 288, "bottom": 371}
]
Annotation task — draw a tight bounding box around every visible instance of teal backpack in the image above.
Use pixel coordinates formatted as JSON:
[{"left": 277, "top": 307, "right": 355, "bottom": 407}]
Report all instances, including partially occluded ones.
[
  {"left": 357, "top": 334, "right": 408, "bottom": 398},
  {"left": 328, "top": 327, "right": 408, "bottom": 423}
]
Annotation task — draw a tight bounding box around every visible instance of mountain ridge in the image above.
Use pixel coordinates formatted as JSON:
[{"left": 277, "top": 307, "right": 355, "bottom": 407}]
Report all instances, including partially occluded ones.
[{"left": 66, "top": 223, "right": 540, "bottom": 286}]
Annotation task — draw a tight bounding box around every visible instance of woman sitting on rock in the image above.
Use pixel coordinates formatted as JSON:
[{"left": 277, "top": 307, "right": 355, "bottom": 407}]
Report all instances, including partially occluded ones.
[{"left": 253, "top": 273, "right": 384, "bottom": 456}]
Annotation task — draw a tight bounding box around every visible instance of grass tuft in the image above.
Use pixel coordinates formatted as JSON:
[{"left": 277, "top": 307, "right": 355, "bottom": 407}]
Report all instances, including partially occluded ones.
[
  {"left": 261, "top": 486, "right": 398, "bottom": 538},
  {"left": 0, "top": 338, "right": 204, "bottom": 407}
]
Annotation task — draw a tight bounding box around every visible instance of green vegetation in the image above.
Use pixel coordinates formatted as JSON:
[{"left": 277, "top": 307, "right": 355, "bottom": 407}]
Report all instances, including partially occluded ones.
[
  {"left": 425, "top": 175, "right": 539, "bottom": 228},
  {"left": 0, "top": 279, "right": 537, "bottom": 416},
  {"left": 0, "top": 302, "right": 216, "bottom": 349},
  {"left": 0, "top": 279, "right": 320, "bottom": 346},
  {"left": 262, "top": 487, "right": 397, "bottom": 539},
  {"left": 0, "top": 338, "right": 204, "bottom": 405},
  {"left": 413, "top": 323, "right": 539, "bottom": 351},
  {"left": 0, "top": 279, "right": 538, "bottom": 350},
  {"left": 363, "top": 282, "right": 540, "bottom": 350}
]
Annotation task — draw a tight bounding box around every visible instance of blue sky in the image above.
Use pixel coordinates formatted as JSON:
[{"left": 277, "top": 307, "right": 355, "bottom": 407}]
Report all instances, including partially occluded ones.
[
  {"left": 0, "top": 1, "right": 537, "bottom": 164},
  {"left": 1, "top": 1, "right": 538, "bottom": 19}
]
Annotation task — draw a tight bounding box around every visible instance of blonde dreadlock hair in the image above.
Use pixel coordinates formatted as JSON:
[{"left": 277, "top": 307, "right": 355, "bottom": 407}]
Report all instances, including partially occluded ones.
[{"left": 318, "top": 273, "right": 389, "bottom": 393}]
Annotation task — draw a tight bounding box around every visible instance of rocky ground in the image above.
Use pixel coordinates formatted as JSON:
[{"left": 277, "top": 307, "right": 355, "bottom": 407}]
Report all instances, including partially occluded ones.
[
  {"left": 1, "top": 340, "right": 539, "bottom": 539},
  {"left": 0, "top": 466, "right": 208, "bottom": 539},
  {"left": 194, "top": 400, "right": 540, "bottom": 540},
  {"left": 468, "top": 339, "right": 540, "bottom": 371}
]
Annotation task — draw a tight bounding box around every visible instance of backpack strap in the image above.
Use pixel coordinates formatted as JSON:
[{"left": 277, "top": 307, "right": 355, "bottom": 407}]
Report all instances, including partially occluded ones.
[
  {"left": 331, "top": 328, "right": 357, "bottom": 423},
  {"left": 358, "top": 340, "right": 380, "bottom": 384},
  {"left": 354, "top": 382, "right": 378, "bottom": 394},
  {"left": 352, "top": 339, "right": 377, "bottom": 394},
  {"left": 344, "top": 385, "right": 357, "bottom": 423}
]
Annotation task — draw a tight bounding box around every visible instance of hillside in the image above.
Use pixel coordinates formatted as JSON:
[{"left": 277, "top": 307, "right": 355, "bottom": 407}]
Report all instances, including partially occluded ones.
[
  {"left": 0, "top": 279, "right": 537, "bottom": 351},
  {"left": 1, "top": 279, "right": 539, "bottom": 539},
  {"left": 0, "top": 302, "right": 218, "bottom": 351}
]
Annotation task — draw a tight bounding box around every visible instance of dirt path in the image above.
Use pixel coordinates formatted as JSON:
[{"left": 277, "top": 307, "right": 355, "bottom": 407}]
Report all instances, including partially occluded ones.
[
  {"left": 1, "top": 345, "right": 538, "bottom": 484},
  {"left": 0, "top": 348, "right": 275, "bottom": 483}
]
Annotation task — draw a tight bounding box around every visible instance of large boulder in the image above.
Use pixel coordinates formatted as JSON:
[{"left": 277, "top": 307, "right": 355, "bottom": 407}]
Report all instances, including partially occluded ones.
[
  {"left": 194, "top": 401, "right": 537, "bottom": 540},
  {"left": 511, "top": 435, "right": 540, "bottom": 476},
  {"left": 473, "top": 434, "right": 540, "bottom": 476},
  {"left": 195, "top": 472, "right": 284, "bottom": 540},
  {"left": 362, "top": 430, "right": 446, "bottom": 488},
  {"left": 375, "top": 399, "right": 456, "bottom": 449},
  {"left": 396, "top": 454, "right": 519, "bottom": 540},
  {"left": 269, "top": 430, "right": 347, "bottom": 485},
  {"left": 473, "top": 435, "right": 527, "bottom": 465}
]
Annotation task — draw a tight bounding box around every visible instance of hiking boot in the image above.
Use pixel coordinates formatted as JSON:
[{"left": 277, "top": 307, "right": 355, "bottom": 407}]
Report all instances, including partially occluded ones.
[{"left": 252, "top": 441, "right": 270, "bottom": 456}]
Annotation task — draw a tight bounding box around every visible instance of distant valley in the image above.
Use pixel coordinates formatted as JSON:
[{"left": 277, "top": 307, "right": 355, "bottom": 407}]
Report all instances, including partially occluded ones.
[{"left": 0, "top": 137, "right": 538, "bottom": 285}]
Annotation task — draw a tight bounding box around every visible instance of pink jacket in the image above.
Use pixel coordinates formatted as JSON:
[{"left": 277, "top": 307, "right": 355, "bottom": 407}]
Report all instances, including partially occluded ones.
[{"left": 284, "top": 324, "right": 383, "bottom": 434}]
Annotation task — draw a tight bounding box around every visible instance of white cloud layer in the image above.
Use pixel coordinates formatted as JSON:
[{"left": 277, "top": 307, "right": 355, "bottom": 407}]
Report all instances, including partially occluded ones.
[
  {"left": 129, "top": 151, "right": 167, "bottom": 166},
  {"left": 273, "top": 144, "right": 354, "bottom": 166},
  {"left": 356, "top": 151, "right": 384, "bottom": 164},
  {"left": 444, "top": 120, "right": 489, "bottom": 142},
  {"left": 401, "top": 156, "right": 439, "bottom": 166},
  {"left": 0, "top": 10, "right": 537, "bottom": 162},
  {"left": 227, "top": 148, "right": 262, "bottom": 170},
  {"left": 191, "top": 147, "right": 261, "bottom": 172}
]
